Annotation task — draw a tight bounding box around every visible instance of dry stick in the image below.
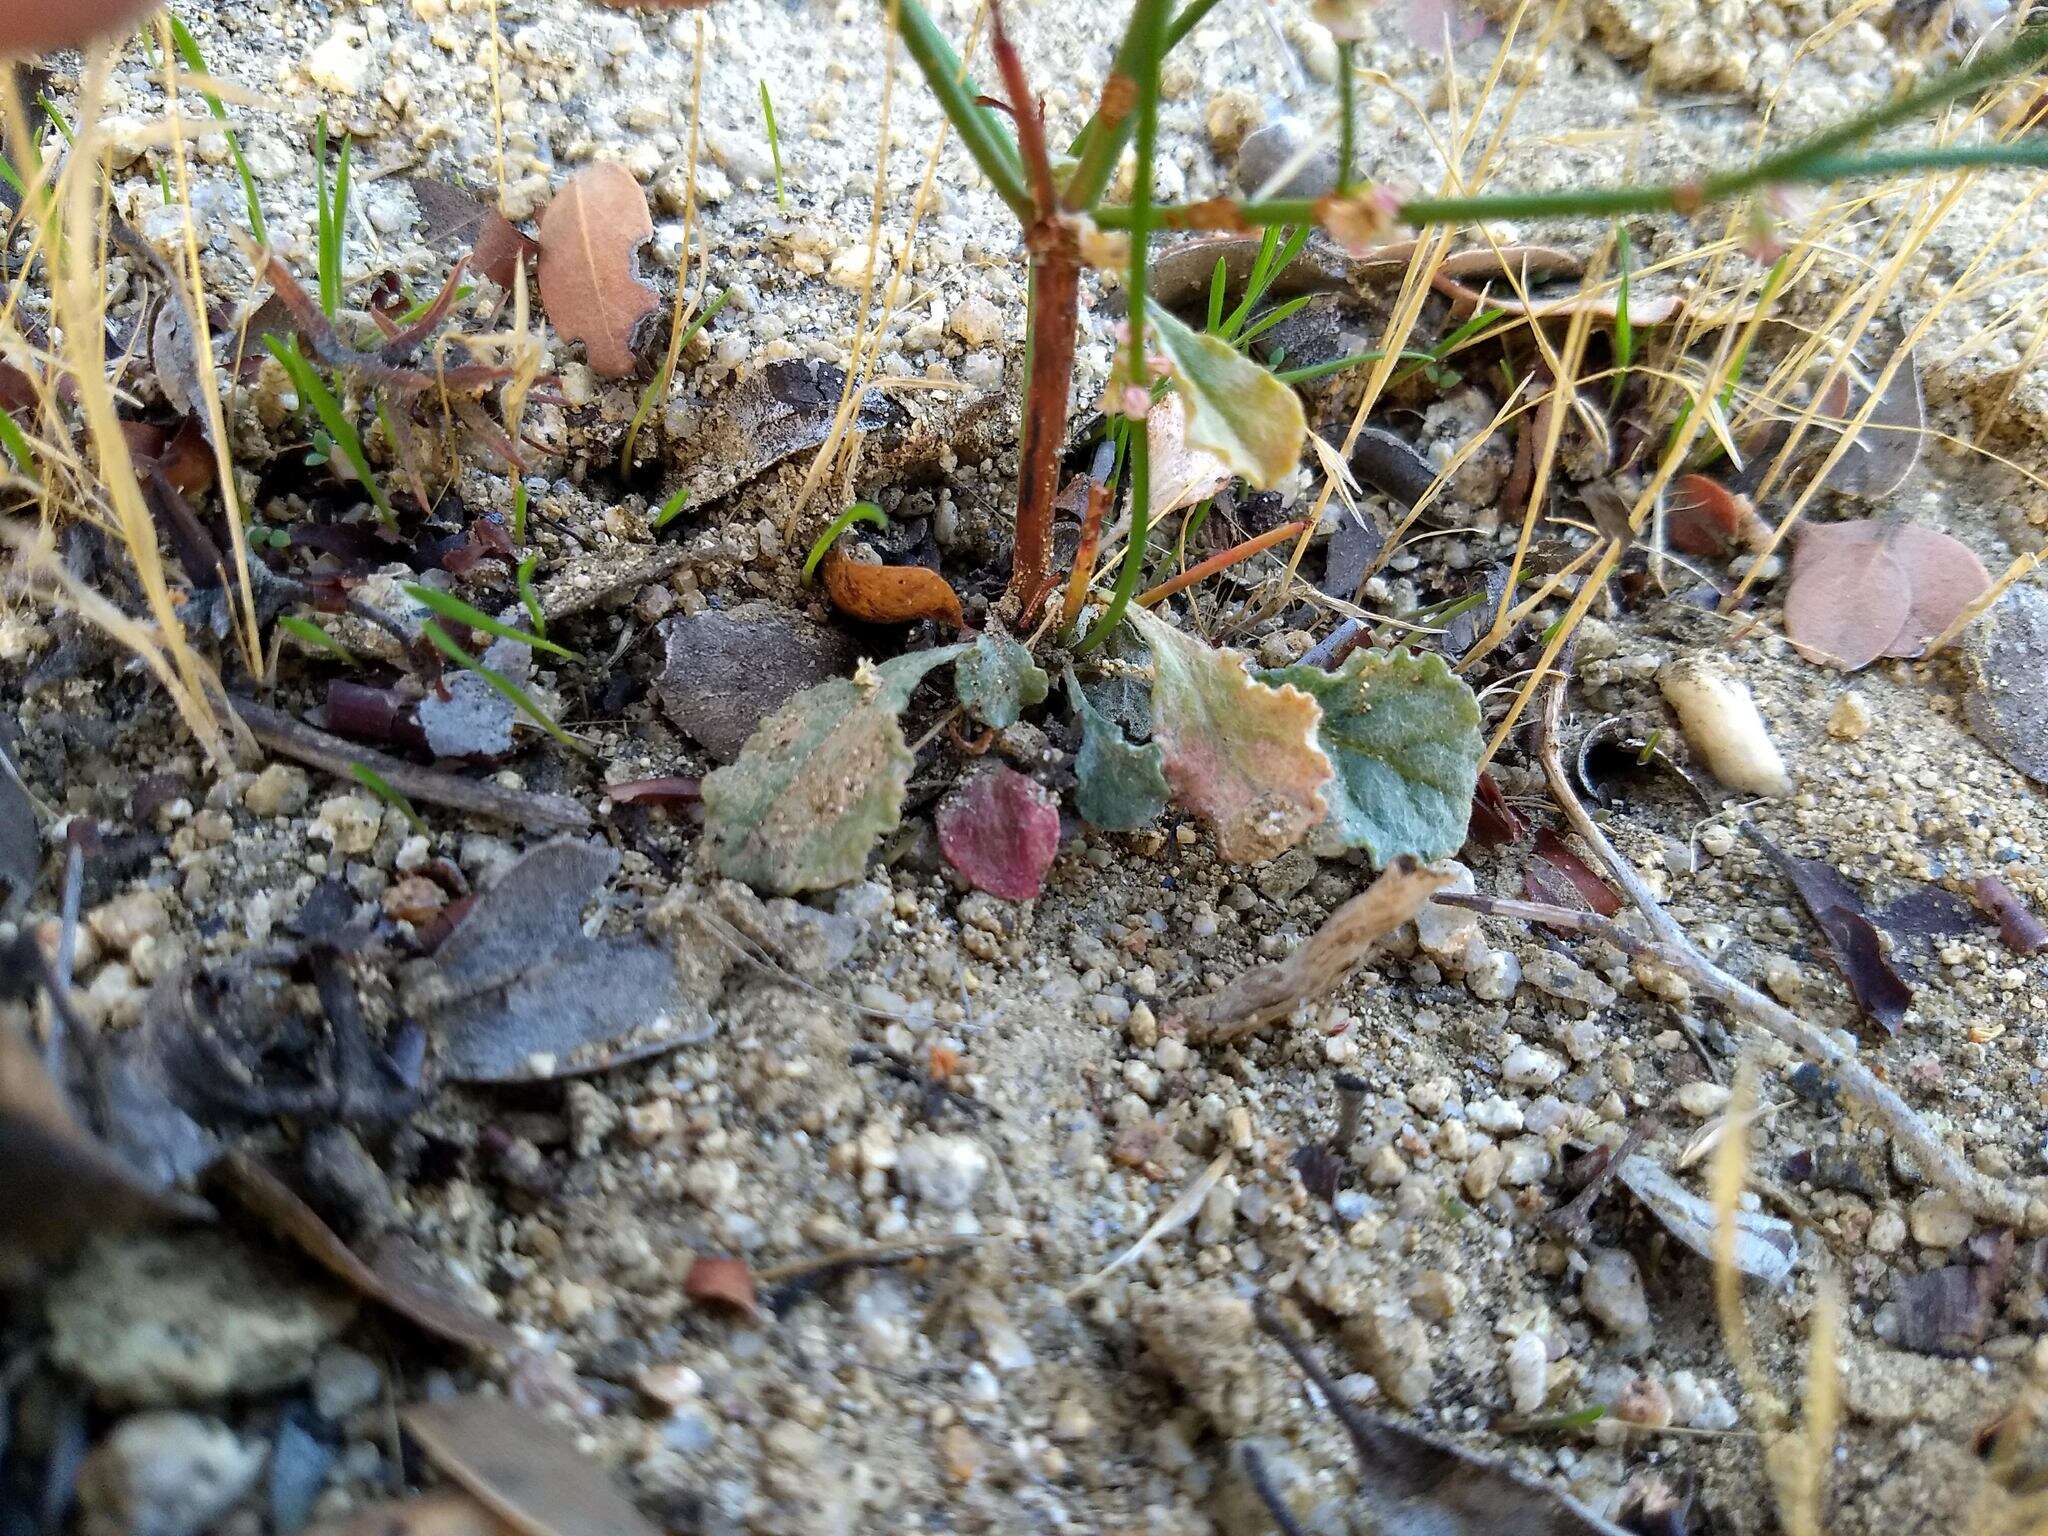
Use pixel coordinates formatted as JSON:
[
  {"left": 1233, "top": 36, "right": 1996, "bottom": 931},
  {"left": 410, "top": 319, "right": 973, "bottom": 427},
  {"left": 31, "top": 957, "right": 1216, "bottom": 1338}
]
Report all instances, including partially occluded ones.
[
  {"left": 1135, "top": 517, "right": 1309, "bottom": 609},
  {"left": 235, "top": 698, "right": 591, "bottom": 832},
  {"left": 1439, "top": 890, "right": 2030, "bottom": 1228}
]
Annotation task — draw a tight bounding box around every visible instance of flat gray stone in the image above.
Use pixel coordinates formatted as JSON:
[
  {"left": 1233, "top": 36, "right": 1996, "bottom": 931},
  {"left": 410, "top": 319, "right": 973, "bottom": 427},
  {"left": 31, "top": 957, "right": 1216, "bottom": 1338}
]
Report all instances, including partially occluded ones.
[{"left": 658, "top": 605, "right": 854, "bottom": 762}]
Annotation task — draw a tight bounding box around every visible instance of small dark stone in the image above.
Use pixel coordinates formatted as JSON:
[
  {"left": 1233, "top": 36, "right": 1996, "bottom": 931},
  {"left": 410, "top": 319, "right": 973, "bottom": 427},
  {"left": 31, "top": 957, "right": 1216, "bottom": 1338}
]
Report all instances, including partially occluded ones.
[
  {"left": 1893, "top": 1264, "right": 1998, "bottom": 1356},
  {"left": 657, "top": 606, "right": 854, "bottom": 762},
  {"left": 1291, "top": 1144, "right": 1344, "bottom": 1203},
  {"left": 299, "top": 1126, "right": 397, "bottom": 1242}
]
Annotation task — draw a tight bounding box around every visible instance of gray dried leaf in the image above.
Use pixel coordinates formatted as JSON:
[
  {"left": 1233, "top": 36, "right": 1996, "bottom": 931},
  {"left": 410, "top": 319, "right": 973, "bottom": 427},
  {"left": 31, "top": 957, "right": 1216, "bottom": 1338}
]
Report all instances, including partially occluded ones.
[
  {"left": 1745, "top": 824, "right": 1913, "bottom": 1033},
  {"left": 658, "top": 605, "right": 855, "bottom": 763},
  {"left": 0, "top": 747, "right": 36, "bottom": 913},
  {"left": 1892, "top": 1263, "right": 1998, "bottom": 1356},
  {"left": 401, "top": 839, "right": 712, "bottom": 1082},
  {"left": 419, "top": 638, "right": 525, "bottom": 759},
  {"left": 1815, "top": 347, "right": 1924, "bottom": 499},
  {"left": 1615, "top": 1155, "right": 1797, "bottom": 1286},
  {"left": 685, "top": 359, "right": 907, "bottom": 504},
  {"left": 1965, "top": 583, "right": 2048, "bottom": 786},
  {"left": 402, "top": 1394, "right": 665, "bottom": 1536}
]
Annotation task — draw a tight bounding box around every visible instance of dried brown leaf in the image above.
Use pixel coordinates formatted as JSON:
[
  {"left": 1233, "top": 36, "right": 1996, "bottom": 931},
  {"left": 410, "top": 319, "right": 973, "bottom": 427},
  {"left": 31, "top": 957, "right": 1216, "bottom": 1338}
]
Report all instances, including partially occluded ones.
[
  {"left": 1745, "top": 825, "right": 1913, "bottom": 1033},
  {"left": 308, "top": 1492, "right": 515, "bottom": 1536},
  {"left": 1785, "top": 521, "right": 1913, "bottom": 671},
  {"left": 820, "top": 547, "right": 966, "bottom": 628},
  {"left": 1972, "top": 874, "right": 2048, "bottom": 956},
  {"left": 0, "top": 0, "right": 156, "bottom": 51},
  {"left": 1174, "top": 856, "right": 1451, "bottom": 1042},
  {"left": 214, "top": 1150, "right": 519, "bottom": 1353},
  {"left": 683, "top": 1254, "right": 760, "bottom": 1317},
  {"left": 403, "top": 1394, "right": 665, "bottom": 1536},
  {"left": 1882, "top": 524, "right": 1990, "bottom": 658},
  {"left": 407, "top": 177, "right": 537, "bottom": 294},
  {"left": 536, "top": 164, "right": 658, "bottom": 378}
]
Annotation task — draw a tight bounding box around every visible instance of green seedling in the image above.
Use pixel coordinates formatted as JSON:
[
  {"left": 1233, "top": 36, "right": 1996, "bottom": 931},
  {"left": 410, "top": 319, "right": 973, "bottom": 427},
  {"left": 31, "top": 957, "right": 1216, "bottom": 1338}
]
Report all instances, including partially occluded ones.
[
  {"left": 803, "top": 500, "right": 888, "bottom": 582},
  {"left": 652, "top": 484, "right": 691, "bottom": 529},
  {"left": 515, "top": 552, "right": 546, "bottom": 638},
  {"left": 622, "top": 287, "right": 733, "bottom": 475},
  {"left": 264, "top": 335, "right": 397, "bottom": 526},
  {"left": 403, "top": 582, "right": 579, "bottom": 661},
  {"left": 1609, "top": 224, "right": 1634, "bottom": 406},
  {"left": 419, "top": 620, "right": 586, "bottom": 753},
  {"left": 760, "top": 80, "right": 788, "bottom": 210},
  {"left": 511, "top": 477, "right": 531, "bottom": 544},
  {"left": 278, "top": 614, "right": 355, "bottom": 663},
  {"left": 348, "top": 762, "right": 428, "bottom": 836},
  {"left": 166, "top": 15, "right": 267, "bottom": 241},
  {"left": 313, "top": 114, "right": 353, "bottom": 321}
]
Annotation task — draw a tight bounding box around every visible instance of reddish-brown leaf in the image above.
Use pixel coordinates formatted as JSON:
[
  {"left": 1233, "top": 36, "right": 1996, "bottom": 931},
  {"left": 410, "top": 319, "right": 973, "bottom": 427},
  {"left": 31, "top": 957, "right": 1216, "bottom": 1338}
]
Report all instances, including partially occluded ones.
[
  {"left": 1882, "top": 524, "right": 1990, "bottom": 658},
  {"left": 1972, "top": 875, "right": 2048, "bottom": 956},
  {"left": 0, "top": 0, "right": 158, "bottom": 56},
  {"left": 1745, "top": 825, "right": 1913, "bottom": 1033},
  {"left": 1464, "top": 771, "right": 1526, "bottom": 849},
  {"left": 1526, "top": 828, "right": 1623, "bottom": 917},
  {"left": 1785, "top": 521, "right": 1913, "bottom": 672},
  {"left": 936, "top": 764, "right": 1062, "bottom": 901},
  {"left": 1669, "top": 473, "right": 1769, "bottom": 558},
  {"left": 683, "top": 1255, "right": 760, "bottom": 1317},
  {"left": 407, "top": 176, "right": 537, "bottom": 294},
  {"left": 402, "top": 1395, "right": 665, "bottom": 1536},
  {"left": 821, "top": 547, "right": 966, "bottom": 628},
  {"left": 536, "top": 164, "right": 657, "bottom": 378}
]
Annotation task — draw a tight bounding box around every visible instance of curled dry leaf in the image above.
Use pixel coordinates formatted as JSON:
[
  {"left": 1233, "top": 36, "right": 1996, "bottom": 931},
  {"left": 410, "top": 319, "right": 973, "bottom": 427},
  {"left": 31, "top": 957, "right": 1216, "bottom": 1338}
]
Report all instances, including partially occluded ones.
[
  {"left": 1146, "top": 391, "right": 1233, "bottom": 518},
  {"left": 1173, "top": 856, "right": 1451, "bottom": 1043},
  {"left": 1126, "top": 604, "right": 1330, "bottom": 864},
  {"left": 1745, "top": 824, "right": 1913, "bottom": 1034},
  {"left": 1526, "top": 828, "right": 1622, "bottom": 917},
  {"left": 683, "top": 1254, "right": 761, "bottom": 1317},
  {"left": 402, "top": 1394, "right": 664, "bottom": 1536},
  {"left": 820, "top": 547, "right": 966, "bottom": 629},
  {"left": 407, "top": 176, "right": 538, "bottom": 294},
  {"left": 536, "top": 163, "right": 658, "bottom": 378},
  {"left": 1615, "top": 1155, "right": 1797, "bottom": 1286},
  {"left": 213, "top": 1150, "right": 518, "bottom": 1354},
  {"left": 935, "top": 764, "right": 1062, "bottom": 901},
  {"left": 1972, "top": 874, "right": 2048, "bottom": 956},
  {"left": 1668, "top": 473, "right": 1772, "bottom": 558},
  {"left": 1813, "top": 347, "right": 1925, "bottom": 500}
]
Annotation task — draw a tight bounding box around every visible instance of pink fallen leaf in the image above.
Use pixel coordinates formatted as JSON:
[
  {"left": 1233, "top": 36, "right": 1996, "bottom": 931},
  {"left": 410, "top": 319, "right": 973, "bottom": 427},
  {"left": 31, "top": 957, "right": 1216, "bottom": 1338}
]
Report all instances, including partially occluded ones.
[
  {"left": 936, "top": 764, "right": 1062, "bottom": 901},
  {"left": 1883, "top": 524, "right": 1989, "bottom": 658},
  {"left": 536, "top": 164, "right": 658, "bottom": 378},
  {"left": 1147, "top": 392, "right": 1232, "bottom": 520},
  {"left": 0, "top": 0, "right": 157, "bottom": 54},
  {"left": 1785, "top": 521, "right": 1913, "bottom": 671}
]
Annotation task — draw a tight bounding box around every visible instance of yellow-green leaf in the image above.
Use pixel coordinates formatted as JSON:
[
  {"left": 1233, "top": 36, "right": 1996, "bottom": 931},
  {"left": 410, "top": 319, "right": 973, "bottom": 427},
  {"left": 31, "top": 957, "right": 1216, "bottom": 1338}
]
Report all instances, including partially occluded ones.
[{"left": 1145, "top": 299, "right": 1306, "bottom": 491}]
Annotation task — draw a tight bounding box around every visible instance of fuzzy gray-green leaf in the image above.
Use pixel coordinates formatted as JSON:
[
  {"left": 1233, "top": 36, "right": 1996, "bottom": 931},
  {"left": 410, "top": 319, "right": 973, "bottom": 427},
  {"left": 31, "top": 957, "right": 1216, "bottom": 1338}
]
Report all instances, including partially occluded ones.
[
  {"left": 956, "top": 632, "right": 1049, "bottom": 729},
  {"left": 1066, "top": 665, "right": 1169, "bottom": 832},
  {"left": 1260, "top": 647, "right": 1481, "bottom": 868},
  {"left": 702, "top": 644, "right": 966, "bottom": 894}
]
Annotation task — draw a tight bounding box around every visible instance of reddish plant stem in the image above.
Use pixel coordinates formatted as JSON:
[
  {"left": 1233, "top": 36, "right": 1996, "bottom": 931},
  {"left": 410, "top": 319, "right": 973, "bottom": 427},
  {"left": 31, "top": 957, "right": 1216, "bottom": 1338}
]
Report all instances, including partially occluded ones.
[
  {"left": 1136, "top": 517, "right": 1308, "bottom": 609},
  {"left": 1058, "top": 441, "right": 1115, "bottom": 630},
  {"left": 989, "top": 0, "right": 1076, "bottom": 624}
]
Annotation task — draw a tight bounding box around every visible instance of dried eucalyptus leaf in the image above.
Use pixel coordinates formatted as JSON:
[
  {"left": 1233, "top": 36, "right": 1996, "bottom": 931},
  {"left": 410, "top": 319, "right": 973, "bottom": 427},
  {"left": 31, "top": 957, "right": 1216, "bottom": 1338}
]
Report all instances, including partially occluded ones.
[
  {"left": 1260, "top": 648, "right": 1481, "bottom": 869},
  {"left": 1126, "top": 604, "right": 1330, "bottom": 864},
  {"left": 1616, "top": 1155, "right": 1797, "bottom": 1286},
  {"left": 956, "top": 633, "right": 1049, "bottom": 730},
  {"left": 1066, "top": 665, "right": 1168, "bottom": 833},
  {"left": 1145, "top": 300, "right": 1307, "bottom": 490},
  {"left": 402, "top": 1395, "right": 664, "bottom": 1536},
  {"left": 702, "top": 644, "right": 968, "bottom": 895}
]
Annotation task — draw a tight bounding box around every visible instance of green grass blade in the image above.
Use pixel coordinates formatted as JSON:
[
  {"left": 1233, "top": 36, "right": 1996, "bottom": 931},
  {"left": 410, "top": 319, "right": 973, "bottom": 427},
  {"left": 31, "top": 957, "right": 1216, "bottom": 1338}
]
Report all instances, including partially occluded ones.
[
  {"left": 760, "top": 80, "right": 788, "bottom": 211},
  {"left": 1205, "top": 256, "right": 1228, "bottom": 334},
  {"left": 515, "top": 552, "right": 546, "bottom": 638},
  {"left": 1233, "top": 293, "right": 1312, "bottom": 349},
  {"left": 0, "top": 409, "right": 39, "bottom": 486},
  {"left": 652, "top": 484, "right": 691, "bottom": 529},
  {"left": 277, "top": 614, "right": 356, "bottom": 663},
  {"left": 896, "top": 0, "right": 1030, "bottom": 218},
  {"left": 167, "top": 15, "right": 267, "bottom": 242},
  {"left": 402, "top": 582, "right": 579, "bottom": 660},
  {"left": 802, "top": 500, "right": 889, "bottom": 582},
  {"left": 420, "top": 621, "right": 586, "bottom": 754},
  {"left": 511, "top": 477, "right": 529, "bottom": 544},
  {"left": 264, "top": 335, "right": 398, "bottom": 526},
  {"left": 348, "top": 762, "right": 428, "bottom": 836}
]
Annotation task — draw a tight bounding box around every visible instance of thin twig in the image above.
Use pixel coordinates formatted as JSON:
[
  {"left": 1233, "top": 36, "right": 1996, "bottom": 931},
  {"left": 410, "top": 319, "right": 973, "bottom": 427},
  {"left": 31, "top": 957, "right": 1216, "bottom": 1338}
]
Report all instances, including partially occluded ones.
[
  {"left": 234, "top": 697, "right": 591, "bottom": 831},
  {"left": 1438, "top": 890, "right": 2032, "bottom": 1228},
  {"left": 1136, "top": 517, "right": 1310, "bottom": 608}
]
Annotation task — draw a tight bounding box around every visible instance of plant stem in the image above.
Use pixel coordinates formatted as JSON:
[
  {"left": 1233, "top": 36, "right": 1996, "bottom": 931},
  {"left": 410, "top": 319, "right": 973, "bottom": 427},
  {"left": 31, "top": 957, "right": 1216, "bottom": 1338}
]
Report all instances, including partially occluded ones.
[
  {"left": 990, "top": 1, "right": 1080, "bottom": 621},
  {"left": 1136, "top": 517, "right": 1309, "bottom": 607},
  {"left": 895, "top": 0, "right": 1030, "bottom": 217},
  {"left": 1079, "top": 0, "right": 1171, "bottom": 653},
  {"left": 1336, "top": 41, "right": 1354, "bottom": 194},
  {"left": 1063, "top": 0, "right": 1226, "bottom": 209}
]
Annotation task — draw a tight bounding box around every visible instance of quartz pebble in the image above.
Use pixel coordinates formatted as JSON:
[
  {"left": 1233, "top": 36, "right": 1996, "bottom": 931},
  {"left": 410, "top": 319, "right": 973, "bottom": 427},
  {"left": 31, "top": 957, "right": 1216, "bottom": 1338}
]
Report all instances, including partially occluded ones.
[
  {"left": 1504, "top": 1332, "right": 1549, "bottom": 1416},
  {"left": 1581, "top": 1248, "right": 1650, "bottom": 1335}
]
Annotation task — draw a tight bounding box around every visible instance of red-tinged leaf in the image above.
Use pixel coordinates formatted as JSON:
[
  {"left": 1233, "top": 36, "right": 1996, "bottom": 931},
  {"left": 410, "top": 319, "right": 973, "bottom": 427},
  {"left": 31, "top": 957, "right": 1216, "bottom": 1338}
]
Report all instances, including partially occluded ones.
[
  {"left": 1746, "top": 824, "right": 1913, "bottom": 1033},
  {"left": 683, "top": 1255, "right": 759, "bottom": 1317},
  {"left": 0, "top": 362, "right": 36, "bottom": 413},
  {"left": 1526, "top": 828, "right": 1623, "bottom": 916},
  {"left": 536, "top": 163, "right": 658, "bottom": 378},
  {"left": 1669, "top": 473, "right": 1766, "bottom": 558},
  {"left": 1465, "top": 771, "right": 1526, "bottom": 849},
  {"left": 1785, "top": 521, "right": 1913, "bottom": 672},
  {"left": 936, "top": 763, "right": 1062, "bottom": 902},
  {"left": 155, "top": 415, "right": 217, "bottom": 499},
  {"left": 407, "top": 177, "right": 537, "bottom": 295},
  {"left": 821, "top": 547, "right": 966, "bottom": 629},
  {"left": 1881, "top": 524, "right": 1990, "bottom": 658},
  {"left": 1972, "top": 874, "right": 2048, "bottom": 956},
  {"left": 606, "top": 775, "right": 703, "bottom": 807}
]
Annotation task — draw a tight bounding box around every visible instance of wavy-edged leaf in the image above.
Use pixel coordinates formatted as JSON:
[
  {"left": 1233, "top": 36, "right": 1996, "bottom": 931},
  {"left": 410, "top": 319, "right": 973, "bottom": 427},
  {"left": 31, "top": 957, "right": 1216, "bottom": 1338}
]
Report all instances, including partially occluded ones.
[
  {"left": 821, "top": 548, "right": 965, "bottom": 628},
  {"left": 955, "top": 632, "right": 1048, "bottom": 729},
  {"left": 936, "top": 764, "right": 1062, "bottom": 900},
  {"left": 1144, "top": 300, "right": 1306, "bottom": 491},
  {"left": 536, "top": 163, "right": 656, "bottom": 378},
  {"left": 1066, "top": 665, "right": 1169, "bottom": 832},
  {"left": 1258, "top": 647, "right": 1480, "bottom": 868},
  {"left": 1126, "top": 604, "right": 1330, "bottom": 863},
  {"left": 702, "top": 645, "right": 967, "bottom": 894}
]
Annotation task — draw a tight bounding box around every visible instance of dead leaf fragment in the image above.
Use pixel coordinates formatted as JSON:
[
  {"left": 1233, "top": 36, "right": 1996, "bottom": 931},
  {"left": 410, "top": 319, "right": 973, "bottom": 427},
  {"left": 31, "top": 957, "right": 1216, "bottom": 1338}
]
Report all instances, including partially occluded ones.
[
  {"left": 820, "top": 547, "right": 966, "bottom": 628},
  {"left": 1745, "top": 825, "right": 1913, "bottom": 1033},
  {"left": 1146, "top": 391, "right": 1232, "bottom": 518},
  {"left": 1785, "top": 522, "right": 1913, "bottom": 671},
  {"left": 536, "top": 163, "right": 658, "bottom": 378},
  {"left": 1615, "top": 1155, "right": 1797, "bottom": 1286},
  {"left": 1972, "top": 875, "right": 2048, "bottom": 956},
  {"left": 214, "top": 1151, "right": 518, "bottom": 1354},
  {"left": 402, "top": 1395, "right": 664, "bottom": 1536},
  {"left": 0, "top": 0, "right": 157, "bottom": 52},
  {"left": 407, "top": 176, "right": 537, "bottom": 294},
  {"left": 683, "top": 1255, "right": 760, "bottom": 1317},
  {"left": 307, "top": 1491, "right": 515, "bottom": 1536},
  {"left": 1174, "top": 857, "right": 1451, "bottom": 1043}
]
